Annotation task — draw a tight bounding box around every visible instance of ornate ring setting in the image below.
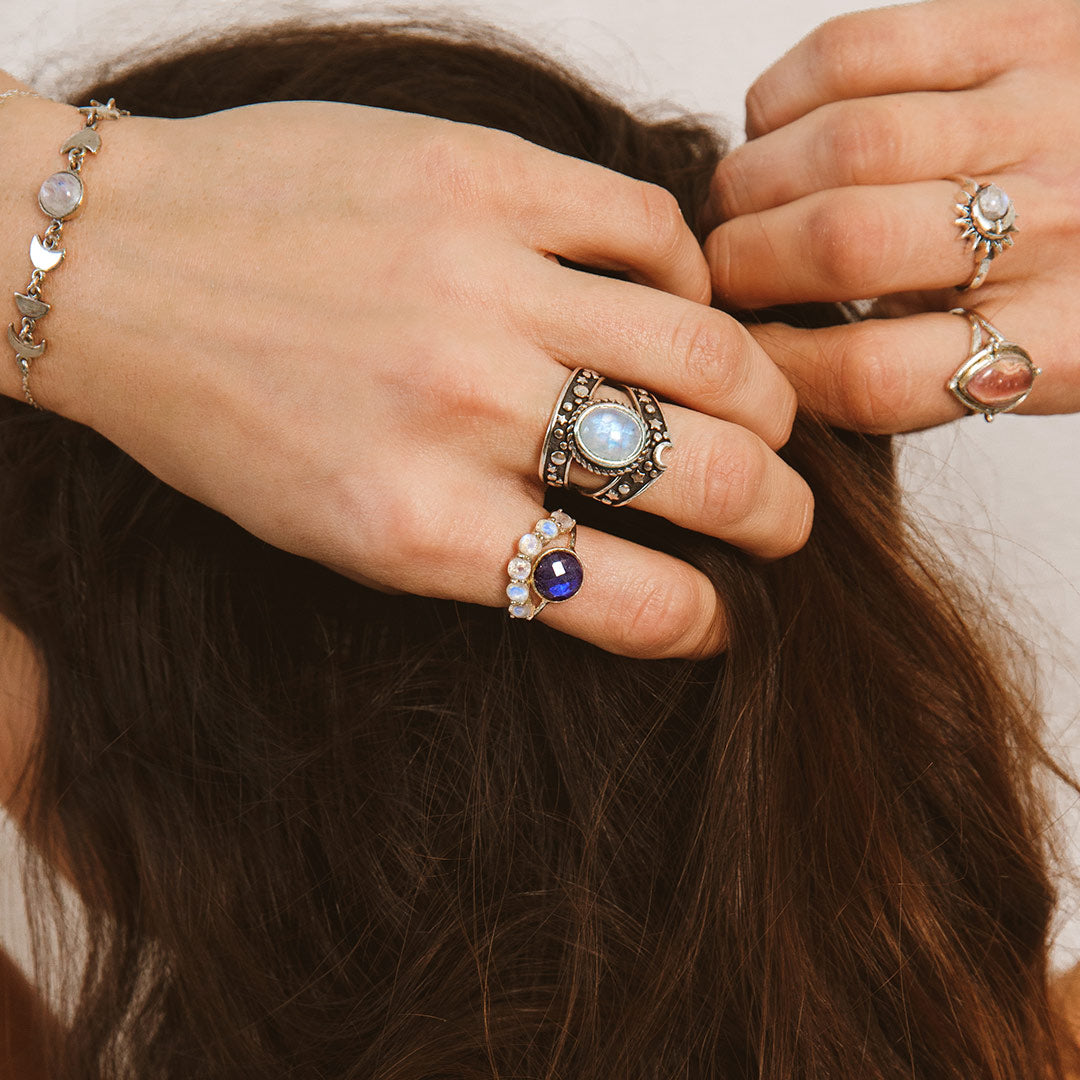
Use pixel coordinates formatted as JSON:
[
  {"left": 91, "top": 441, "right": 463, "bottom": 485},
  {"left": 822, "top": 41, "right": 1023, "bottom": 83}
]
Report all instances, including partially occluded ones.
[
  {"left": 539, "top": 368, "right": 671, "bottom": 506},
  {"left": 951, "top": 176, "right": 1017, "bottom": 291},
  {"left": 947, "top": 308, "right": 1039, "bottom": 421},
  {"left": 506, "top": 510, "right": 583, "bottom": 620}
]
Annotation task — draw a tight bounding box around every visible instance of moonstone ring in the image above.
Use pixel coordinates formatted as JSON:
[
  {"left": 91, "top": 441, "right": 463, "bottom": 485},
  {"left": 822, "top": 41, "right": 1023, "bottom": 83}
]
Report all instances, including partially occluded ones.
[
  {"left": 539, "top": 368, "right": 671, "bottom": 506},
  {"left": 950, "top": 176, "right": 1017, "bottom": 290},
  {"left": 506, "top": 510, "right": 584, "bottom": 620},
  {"left": 947, "top": 308, "right": 1039, "bottom": 421}
]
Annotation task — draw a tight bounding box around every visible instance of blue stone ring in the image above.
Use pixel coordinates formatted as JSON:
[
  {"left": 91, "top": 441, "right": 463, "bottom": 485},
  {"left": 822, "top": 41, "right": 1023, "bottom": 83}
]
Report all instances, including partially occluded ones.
[
  {"left": 506, "top": 510, "right": 584, "bottom": 620},
  {"left": 539, "top": 368, "right": 672, "bottom": 507}
]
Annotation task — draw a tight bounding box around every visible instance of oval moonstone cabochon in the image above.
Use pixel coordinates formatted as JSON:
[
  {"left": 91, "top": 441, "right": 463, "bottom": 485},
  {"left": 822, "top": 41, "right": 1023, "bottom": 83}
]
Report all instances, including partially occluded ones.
[
  {"left": 532, "top": 549, "right": 584, "bottom": 603},
  {"left": 958, "top": 345, "right": 1037, "bottom": 411},
  {"left": 573, "top": 402, "right": 646, "bottom": 468},
  {"left": 38, "top": 171, "right": 83, "bottom": 220}
]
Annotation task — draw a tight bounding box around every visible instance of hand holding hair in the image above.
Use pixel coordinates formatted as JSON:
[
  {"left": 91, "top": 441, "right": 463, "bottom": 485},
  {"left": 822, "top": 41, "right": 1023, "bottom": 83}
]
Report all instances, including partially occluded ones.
[
  {"left": 707, "top": 0, "right": 1080, "bottom": 431},
  {"left": 0, "top": 87, "right": 812, "bottom": 660}
]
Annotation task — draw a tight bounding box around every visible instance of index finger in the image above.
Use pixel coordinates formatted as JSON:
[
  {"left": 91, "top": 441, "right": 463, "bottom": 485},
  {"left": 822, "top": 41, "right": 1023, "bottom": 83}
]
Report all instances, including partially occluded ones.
[
  {"left": 507, "top": 136, "right": 712, "bottom": 305},
  {"left": 743, "top": 0, "right": 1064, "bottom": 138}
]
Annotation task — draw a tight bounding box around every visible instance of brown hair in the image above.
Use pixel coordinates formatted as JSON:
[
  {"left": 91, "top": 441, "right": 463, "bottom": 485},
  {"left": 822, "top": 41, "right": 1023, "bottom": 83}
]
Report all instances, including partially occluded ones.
[{"left": 1, "top": 19, "right": 1074, "bottom": 1078}]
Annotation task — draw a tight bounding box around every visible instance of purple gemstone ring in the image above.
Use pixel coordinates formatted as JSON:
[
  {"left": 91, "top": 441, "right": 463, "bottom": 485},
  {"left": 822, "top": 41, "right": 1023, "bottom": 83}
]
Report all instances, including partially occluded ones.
[
  {"left": 506, "top": 510, "right": 584, "bottom": 621},
  {"left": 947, "top": 308, "right": 1040, "bottom": 422}
]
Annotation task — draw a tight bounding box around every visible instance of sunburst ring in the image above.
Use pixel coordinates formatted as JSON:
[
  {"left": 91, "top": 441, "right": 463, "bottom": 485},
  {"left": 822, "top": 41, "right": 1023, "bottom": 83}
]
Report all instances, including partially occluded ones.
[{"left": 949, "top": 175, "right": 1018, "bottom": 291}]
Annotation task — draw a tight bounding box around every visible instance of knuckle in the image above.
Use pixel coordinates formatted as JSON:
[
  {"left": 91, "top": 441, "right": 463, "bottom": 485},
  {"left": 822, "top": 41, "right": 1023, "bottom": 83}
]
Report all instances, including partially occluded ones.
[
  {"left": 636, "top": 181, "right": 690, "bottom": 261},
  {"left": 809, "top": 13, "right": 878, "bottom": 95},
  {"left": 766, "top": 380, "right": 799, "bottom": 450},
  {"left": 704, "top": 224, "right": 735, "bottom": 298},
  {"left": 787, "top": 485, "right": 815, "bottom": 555},
  {"left": 819, "top": 101, "right": 902, "bottom": 186},
  {"left": 806, "top": 196, "right": 889, "bottom": 296},
  {"left": 376, "top": 487, "right": 448, "bottom": 569},
  {"left": 694, "top": 430, "right": 768, "bottom": 528},
  {"left": 421, "top": 125, "right": 525, "bottom": 215},
  {"left": 420, "top": 129, "right": 487, "bottom": 212},
  {"left": 836, "top": 322, "right": 912, "bottom": 432},
  {"left": 385, "top": 330, "right": 513, "bottom": 432},
  {"left": 709, "top": 155, "right": 745, "bottom": 222},
  {"left": 613, "top": 568, "right": 712, "bottom": 659},
  {"left": 744, "top": 78, "right": 775, "bottom": 137},
  {"left": 1036, "top": 0, "right": 1080, "bottom": 49},
  {"left": 670, "top": 311, "right": 743, "bottom": 408}
]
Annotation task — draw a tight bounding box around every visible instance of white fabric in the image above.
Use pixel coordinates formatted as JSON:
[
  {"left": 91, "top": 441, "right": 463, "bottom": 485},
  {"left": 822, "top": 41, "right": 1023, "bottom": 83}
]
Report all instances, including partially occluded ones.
[{"left": 1, "top": 0, "right": 1077, "bottom": 974}]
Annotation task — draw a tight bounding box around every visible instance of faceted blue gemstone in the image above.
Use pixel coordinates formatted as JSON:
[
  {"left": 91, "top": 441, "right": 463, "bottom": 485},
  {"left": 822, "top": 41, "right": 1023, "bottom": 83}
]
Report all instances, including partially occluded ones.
[{"left": 533, "top": 549, "right": 583, "bottom": 602}]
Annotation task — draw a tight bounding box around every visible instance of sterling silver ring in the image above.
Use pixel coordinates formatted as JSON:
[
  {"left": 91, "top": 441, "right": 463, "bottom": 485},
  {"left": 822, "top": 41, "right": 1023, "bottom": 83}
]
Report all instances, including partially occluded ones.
[
  {"left": 506, "top": 510, "right": 583, "bottom": 620},
  {"left": 538, "top": 368, "right": 671, "bottom": 506},
  {"left": 947, "top": 308, "right": 1039, "bottom": 421},
  {"left": 951, "top": 175, "right": 1017, "bottom": 291}
]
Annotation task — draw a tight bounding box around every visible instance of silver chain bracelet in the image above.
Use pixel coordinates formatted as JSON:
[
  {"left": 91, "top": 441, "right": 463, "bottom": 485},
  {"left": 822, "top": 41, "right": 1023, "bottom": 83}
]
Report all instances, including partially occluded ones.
[{"left": 7, "top": 97, "right": 128, "bottom": 410}]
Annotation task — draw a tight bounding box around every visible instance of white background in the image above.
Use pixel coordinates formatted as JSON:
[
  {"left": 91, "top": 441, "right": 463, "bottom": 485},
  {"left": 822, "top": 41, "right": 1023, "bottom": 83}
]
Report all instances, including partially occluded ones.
[{"left": 1, "top": 0, "right": 1078, "bottom": 971}]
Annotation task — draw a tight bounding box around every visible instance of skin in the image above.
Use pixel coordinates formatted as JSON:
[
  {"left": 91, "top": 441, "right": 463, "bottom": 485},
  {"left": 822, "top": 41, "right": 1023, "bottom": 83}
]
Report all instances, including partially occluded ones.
[
  {"left": 706, "top": 0, "right": 1080, "bottom": 433},
  {"left": 0, "top": 7, "right": 1079, "bottom": 1057},
  {"left": 0, "top": 84, "right": 813, "bottom": 664}
]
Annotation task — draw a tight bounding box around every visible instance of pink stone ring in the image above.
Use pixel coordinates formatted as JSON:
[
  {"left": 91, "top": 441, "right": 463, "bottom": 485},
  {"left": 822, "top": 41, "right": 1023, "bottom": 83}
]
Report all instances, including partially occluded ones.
[{"left": 947, "top": 308, "right": 1040, "bottom": 422}]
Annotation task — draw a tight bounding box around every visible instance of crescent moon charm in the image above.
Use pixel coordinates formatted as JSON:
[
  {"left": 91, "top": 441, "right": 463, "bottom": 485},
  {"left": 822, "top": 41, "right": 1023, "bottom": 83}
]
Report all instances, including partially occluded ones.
[
  {"left": 14, "top": 293, "right": 50, "bottom": 319},
  {"left": 7, "top": 324, "right": 46, "bottom": 361},
  {"left": 61, "top": 128, "right": 102, "bottom": 155},
  {"left": 30, "top": 235, "right": 64, "bottom": 272}
]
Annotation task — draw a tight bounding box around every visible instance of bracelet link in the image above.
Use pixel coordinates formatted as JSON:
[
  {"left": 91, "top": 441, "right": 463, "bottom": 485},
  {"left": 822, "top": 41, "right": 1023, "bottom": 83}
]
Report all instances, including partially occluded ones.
[{"left": 7, "top": 97, "right": 128, "bottom": 410}]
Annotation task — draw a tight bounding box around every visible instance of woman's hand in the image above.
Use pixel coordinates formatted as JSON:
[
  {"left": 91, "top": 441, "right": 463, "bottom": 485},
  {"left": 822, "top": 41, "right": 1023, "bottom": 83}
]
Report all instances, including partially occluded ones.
[
  {"left": 706, "top": 0, "right": 1080, "bottom": 432},
  {"left": 0, "top": 96, "right": 812, "bottom": 658}
]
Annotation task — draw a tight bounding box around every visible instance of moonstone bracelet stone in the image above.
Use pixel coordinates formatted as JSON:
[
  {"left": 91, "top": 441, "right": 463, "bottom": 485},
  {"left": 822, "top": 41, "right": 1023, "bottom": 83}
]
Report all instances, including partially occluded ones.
[{"left": 7, "top": 98, "right": 128, "bottom": 409}]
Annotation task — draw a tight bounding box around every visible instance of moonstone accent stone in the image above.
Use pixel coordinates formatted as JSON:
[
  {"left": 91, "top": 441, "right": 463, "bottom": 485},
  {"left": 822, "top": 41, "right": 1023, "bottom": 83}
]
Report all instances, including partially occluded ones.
[
  {"left": 38, "top": 171, "right": 83, "bottom": 220},
  {"left": 532, "top": 549, "right": 583, "bottom": 602},
  {"left": 976, "top": 184, "right": 1009, "bottom": 221},
  {"left": 507, "top": 557, "right": 531, "bottom": 581},
  {"left": 573, "top": 403, "right": 646, "bottom": 468},
  {"left": 536, "top": 518, "right": 559, "bottom": 540},
  {"left": 509, "top": 603, "right": 534, "bottom": 619},
  {"left": 518, "top": 533, "right": 542, "bottom": 557},
  {"left": 549, "top": 510, "right": 574, "bottom": 531},
  {"left": 506, "top": 582, "right": 530, "bottom": 604},
  {"left": 964, "top": 352, "right": 1035, "bottom": 408}
]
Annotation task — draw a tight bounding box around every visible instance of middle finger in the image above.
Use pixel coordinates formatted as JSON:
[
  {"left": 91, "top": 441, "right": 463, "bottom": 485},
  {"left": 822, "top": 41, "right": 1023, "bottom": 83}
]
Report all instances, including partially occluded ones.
[
  {"left": 510, "top": 360, "right": 814, "bottom": 560},
  {"left": 707, "top": 175, "right": 1045, "bottom": 310}
]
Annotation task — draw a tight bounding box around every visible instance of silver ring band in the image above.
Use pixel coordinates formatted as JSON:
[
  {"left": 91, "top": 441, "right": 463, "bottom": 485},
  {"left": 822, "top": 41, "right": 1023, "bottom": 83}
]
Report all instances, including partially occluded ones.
[{"left": 538, "top": 368, "right": 671, "bottom": 507}]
